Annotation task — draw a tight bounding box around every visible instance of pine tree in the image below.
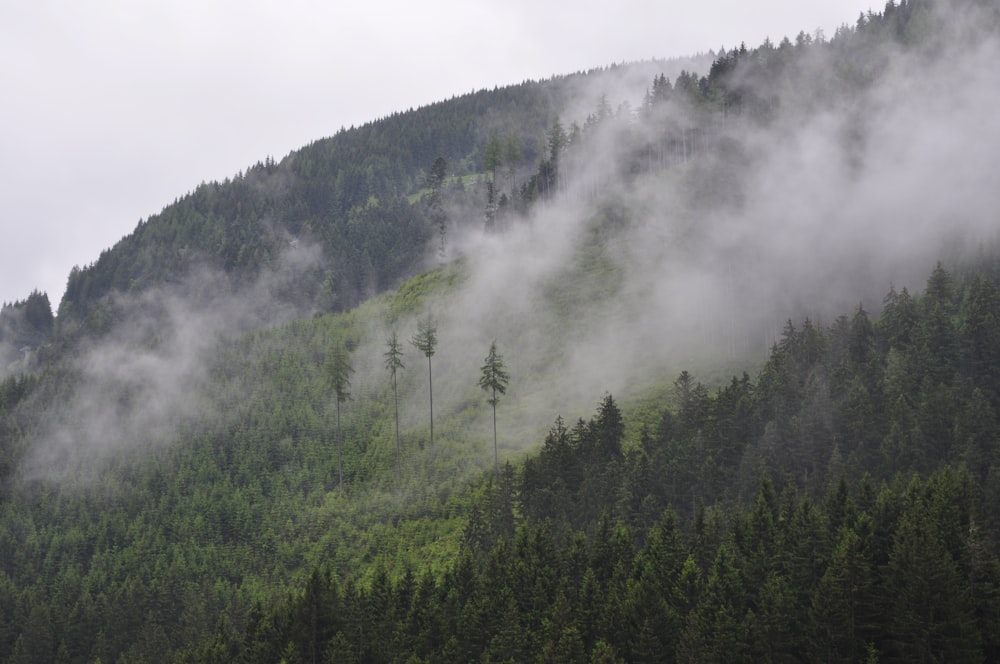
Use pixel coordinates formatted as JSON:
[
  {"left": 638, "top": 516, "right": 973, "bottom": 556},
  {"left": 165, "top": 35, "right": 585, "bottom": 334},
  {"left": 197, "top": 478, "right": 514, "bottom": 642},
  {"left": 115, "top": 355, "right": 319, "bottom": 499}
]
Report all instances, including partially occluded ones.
[
  {"left": 427, "top": 157, "right": 448, "bottom": 257},
  {"left": 384, "top": 331, "right": 405, "bottom": 484},
  {"left": 326, "top": 342, "right": 354, "bottom": 493},
  {"left": 809, "top": 526, "right": 875, "bottom": 662},
  {"left": 883, "top": 497, "right": 982, "bottom": 662},
  {"left": 479, "top": 341, "right": 510, "bottom": 476},
  {"left": 410, "top": 313, "right": 438, "bottom": 450}
]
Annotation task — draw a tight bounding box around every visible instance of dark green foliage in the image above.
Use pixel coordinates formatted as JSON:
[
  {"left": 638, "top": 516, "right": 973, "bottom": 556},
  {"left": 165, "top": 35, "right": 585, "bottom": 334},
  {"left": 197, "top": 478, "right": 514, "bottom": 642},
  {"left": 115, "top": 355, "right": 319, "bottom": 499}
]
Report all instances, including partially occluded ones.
[
  {"left": 0, "top": 291, "right": 53, "bottom": 373},
  {"left": 249, "top": 462, "right": 999, "bottom": 663},
  {"left": 1, "top": 4, "right": 998, "bottom": 661},
  {"left": 54, "top": 79, "right": 569, "bottom": 341},
  {"left": 5, "top": 255, "right": 1000, "bottom": 662}
]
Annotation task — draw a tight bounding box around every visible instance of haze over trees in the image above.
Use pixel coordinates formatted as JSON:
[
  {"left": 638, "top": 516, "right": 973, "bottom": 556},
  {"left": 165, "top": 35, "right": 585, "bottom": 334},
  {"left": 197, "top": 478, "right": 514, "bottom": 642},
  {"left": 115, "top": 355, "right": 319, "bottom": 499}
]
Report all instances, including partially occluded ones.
[{"left": 1, "top": 0, "right": 999, "bottom": 661}]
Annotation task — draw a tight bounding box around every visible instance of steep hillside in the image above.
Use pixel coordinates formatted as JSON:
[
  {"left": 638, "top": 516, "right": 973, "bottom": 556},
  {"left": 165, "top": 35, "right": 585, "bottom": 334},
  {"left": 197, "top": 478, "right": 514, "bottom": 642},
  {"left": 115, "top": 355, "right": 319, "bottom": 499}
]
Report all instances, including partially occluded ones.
[
  {"left": 1, "top": 1, "right": 1000, "bottom": 661},
  {"left": 243, "top": 259, "right": 1000, "bottom": 663},
  {"left": 51, "top": 57, "right": 708, "bottom": 347}
]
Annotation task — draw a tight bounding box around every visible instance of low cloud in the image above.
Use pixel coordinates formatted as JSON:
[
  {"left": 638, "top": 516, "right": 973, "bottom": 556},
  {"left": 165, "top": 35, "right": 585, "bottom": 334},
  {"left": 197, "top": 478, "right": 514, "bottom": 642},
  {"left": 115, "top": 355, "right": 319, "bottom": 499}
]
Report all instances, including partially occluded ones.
[
  {"left": 17, "top": 240, "right": 324, "bottom": 485},
  {"left": 17, "top": 3, "right": 1000, "bottom": 480}
]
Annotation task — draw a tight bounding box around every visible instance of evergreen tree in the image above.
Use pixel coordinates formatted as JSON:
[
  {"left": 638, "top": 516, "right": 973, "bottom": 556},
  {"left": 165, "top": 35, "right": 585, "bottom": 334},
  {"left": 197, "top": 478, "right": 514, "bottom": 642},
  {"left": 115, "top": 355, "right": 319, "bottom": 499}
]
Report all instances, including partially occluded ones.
[
  {"left": 427, "top": 157, "right": 449, "bottom": 258},
  {"left": 809, "top": 526, "right": 876, "bottom": 663},
  {"left": 384, "top": 331, "right": 405, "bottom": 483},
  {"left": 479, "top": 341, "right": 510, "bottom": 476},
  {"left": 547, "top": 117, "right": 568, "bottom": 192},
  {"left": 410, "top": 313, "right": 438, "bottom": 450},
  {"left": 326, "top": 342, "right": 354, "bottom": 493},
  {"left": 883, "top": 493, "right": 982, "bottom": 662},
  {"left": 483, "top": 133, "right": 503, "bottom": 232},
  {"left": 503, "top": 133, "right": 523, "bottom": 201}
]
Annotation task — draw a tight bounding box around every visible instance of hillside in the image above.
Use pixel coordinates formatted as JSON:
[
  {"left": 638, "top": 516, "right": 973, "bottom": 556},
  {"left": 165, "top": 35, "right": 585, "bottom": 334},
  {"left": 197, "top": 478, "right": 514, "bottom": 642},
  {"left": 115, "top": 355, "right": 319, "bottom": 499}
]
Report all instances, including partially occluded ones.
[
  {"left": 1, "top": 0, "right": 1000, "bottom": 661},
  {"left": 47, "top": 57, "right": 709, "bottom": 351}
]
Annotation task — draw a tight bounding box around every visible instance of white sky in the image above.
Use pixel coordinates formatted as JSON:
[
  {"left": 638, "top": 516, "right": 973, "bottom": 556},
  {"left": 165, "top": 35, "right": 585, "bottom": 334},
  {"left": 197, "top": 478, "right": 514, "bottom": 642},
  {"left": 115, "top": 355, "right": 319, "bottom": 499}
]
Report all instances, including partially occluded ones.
[{"left": 0, "top": 1, "right": 874, "bottom": 308}]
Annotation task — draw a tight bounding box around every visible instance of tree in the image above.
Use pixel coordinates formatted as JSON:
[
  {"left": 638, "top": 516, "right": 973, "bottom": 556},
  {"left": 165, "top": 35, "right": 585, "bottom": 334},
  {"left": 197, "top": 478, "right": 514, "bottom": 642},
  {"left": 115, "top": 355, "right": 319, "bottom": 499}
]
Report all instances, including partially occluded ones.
[
  {"left": 327, "top": 342, "right": 354, "bottom": 493},
  {"left": 479, "top": 341, "right": 510, "bottom": 476},
  {"left": 410, "top": 313, "right": 438, "bottom": 450},
  {"left": 384, "top": 331, "right": 405, "bottom": 483},
  {"left": 547, "top": 117, "right": 568, "bottom": 193},
  {"left": 427, "top": 157, "right": 448, "bottom": 258},
  {"left": 810, "top": 526, "right": 876, "bottom": 663},
  {"left": 427, "top": 156, "right": 448, "bottom": 192},
  {"left": 483, "top": 133, "right": 503, "bottom": 185},
  {"left": 503, "top": 133, "right": 523, "bottom": 201},
  {"left": 483, "top": 134, "right": 503, "bottom": 232}
]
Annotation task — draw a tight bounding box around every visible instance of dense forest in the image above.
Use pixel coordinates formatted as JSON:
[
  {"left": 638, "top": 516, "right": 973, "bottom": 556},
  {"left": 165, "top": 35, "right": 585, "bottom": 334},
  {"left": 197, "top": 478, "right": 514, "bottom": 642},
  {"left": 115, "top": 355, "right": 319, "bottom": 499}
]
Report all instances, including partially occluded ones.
[
  {"left": 222, "top": 260, "right": 1000, "bottom": 663},
  {"left": 1, "top": 0, "right": 1000, "bottom": 662}
]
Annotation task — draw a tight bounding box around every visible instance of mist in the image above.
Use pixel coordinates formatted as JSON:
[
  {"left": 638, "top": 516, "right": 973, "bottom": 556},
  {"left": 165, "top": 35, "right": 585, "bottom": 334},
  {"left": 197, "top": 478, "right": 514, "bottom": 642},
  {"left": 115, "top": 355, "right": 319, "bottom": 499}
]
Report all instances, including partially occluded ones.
[
  {"left": 378, "top": 0, "right": 1000, "bottom": 452},
  {"left": 16, "top": 240, "right": 325, "bottom": 485},
  {"left": 14, "top": 1, "right": 1000, "bottom": 484}
]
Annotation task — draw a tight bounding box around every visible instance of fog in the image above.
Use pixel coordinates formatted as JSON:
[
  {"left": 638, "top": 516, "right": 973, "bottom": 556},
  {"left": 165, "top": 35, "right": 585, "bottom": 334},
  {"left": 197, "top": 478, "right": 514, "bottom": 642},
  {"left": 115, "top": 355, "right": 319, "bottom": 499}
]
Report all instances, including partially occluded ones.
[
  {"left": 17, "top": 240, "right": 325, "bottom": 484},
  {"left": 15, "top": 1, "right": 1000, "bottom": 483},
  {"left": 387, "top": 0, "right": 1000, "bottom": 448}
]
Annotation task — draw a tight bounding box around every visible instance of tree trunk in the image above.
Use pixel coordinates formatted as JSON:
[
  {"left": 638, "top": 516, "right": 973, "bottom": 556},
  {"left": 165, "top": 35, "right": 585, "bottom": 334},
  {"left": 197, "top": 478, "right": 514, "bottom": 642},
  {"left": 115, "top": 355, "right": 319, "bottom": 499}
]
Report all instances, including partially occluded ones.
[
  {"left": 428, "top": 356, "right": 434, "bottom": 451},
  {"left": 337, "top": 401, "right": 343, "bottom": 493},
  {"left": 492, "top": 387, "right": 499, "bottom": 477}
]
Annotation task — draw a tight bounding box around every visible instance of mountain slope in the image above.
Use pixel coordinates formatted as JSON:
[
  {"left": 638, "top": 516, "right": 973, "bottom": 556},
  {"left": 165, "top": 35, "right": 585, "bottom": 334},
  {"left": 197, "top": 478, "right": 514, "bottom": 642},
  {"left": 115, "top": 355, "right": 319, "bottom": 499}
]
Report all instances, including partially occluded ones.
[
  {"left": 1, "top": 1, "right": 1000, "bottom": 661},
  {"left": 51, "top": 58, "right": 709, "bottom": 345}
]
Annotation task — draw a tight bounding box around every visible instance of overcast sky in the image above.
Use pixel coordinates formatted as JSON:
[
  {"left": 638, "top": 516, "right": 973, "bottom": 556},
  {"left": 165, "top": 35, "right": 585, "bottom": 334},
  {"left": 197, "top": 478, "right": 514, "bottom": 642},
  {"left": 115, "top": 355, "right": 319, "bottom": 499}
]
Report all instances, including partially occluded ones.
[{"left": 0, "top": 1, "right": 874, "bottom": 308}]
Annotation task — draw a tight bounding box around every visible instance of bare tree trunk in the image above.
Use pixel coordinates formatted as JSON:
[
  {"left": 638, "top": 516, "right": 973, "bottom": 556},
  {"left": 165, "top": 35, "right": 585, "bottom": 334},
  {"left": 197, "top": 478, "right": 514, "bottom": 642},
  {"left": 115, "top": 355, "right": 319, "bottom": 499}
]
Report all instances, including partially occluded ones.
[
  {"left": 427, "top": 356, "right": 434, "bottom": 451},
  {"left": 337, "top": 401, "right": 343, "bottom": 494},
  {"left": 393, "top": 373, "right": 401, "bottom": 484},
  {"left": 492, "top": 387, "right": 499, "bottom": 477}
]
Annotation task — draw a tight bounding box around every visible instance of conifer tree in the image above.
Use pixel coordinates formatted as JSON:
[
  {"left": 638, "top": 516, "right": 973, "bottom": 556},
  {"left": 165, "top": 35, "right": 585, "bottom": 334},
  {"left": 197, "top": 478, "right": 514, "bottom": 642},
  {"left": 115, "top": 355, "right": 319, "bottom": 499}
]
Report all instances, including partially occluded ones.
[
  {"left": 479, "top": 341, "right": 509, "bottom": 476},
  {"left": 503, "top": 133, "right": 522, "bottom": 201},
  {"left": 427, "top": 157, "right": 448, "bottom": 258},
  {"left": 327, "top": 343, "right": 354, "bottom": 493},
  {"left": 483, "top": 134, "right": 503, "bottom": 232},
  {"left": 384, "top": 331, "right": 405, "bottom": 483},
  {"left": 410, "top": 313, "right": 438, "bottom": 450}
]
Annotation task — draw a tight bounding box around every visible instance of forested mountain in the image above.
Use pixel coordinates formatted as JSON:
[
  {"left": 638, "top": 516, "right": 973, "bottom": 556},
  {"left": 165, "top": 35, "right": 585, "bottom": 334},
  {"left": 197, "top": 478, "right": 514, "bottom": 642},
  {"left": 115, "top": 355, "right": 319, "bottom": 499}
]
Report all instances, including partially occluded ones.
[
  {"left": 2, "top": 0, "right": 1000, "bottom": 662},
  {"left": 0, "top": 292, "right": 53, "bottom": 375},
  {"left": 50, "top": 57, "right": 705, "bottom": 348}
]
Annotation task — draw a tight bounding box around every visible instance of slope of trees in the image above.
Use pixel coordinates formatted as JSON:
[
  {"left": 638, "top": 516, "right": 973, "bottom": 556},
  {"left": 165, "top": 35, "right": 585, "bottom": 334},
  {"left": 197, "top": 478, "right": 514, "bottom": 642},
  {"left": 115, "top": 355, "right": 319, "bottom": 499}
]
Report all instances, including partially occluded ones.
[
  {"left": 239, "top": 259, "right": 1000, "bottom": 663},
  {"left": 237, "top": 468, "right": 998, "bottom": 663},
  {"left": 52, "top": 73, "right": 610, "bottom": 341},
  {"left": 0, "top": 2, "right": 996, "bottom": 661},
  {"left": 0, "top": 291, "right": 53, "bottom": 375}
]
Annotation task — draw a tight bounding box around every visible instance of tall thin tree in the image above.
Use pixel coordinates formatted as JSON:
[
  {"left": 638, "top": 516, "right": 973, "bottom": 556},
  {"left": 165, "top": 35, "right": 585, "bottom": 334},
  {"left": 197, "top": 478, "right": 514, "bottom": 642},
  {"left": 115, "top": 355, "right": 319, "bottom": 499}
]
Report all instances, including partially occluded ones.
[
  {"left": 503, "top": 133, "right": 523, "bottom": 201},
  {"left": 384, "top": 331, "right": 405, "bottom": 483},
  {"left": 483, "top": 133, "right": 503, "bottom": 232},
  {"left": 326, "top": 343, "right": 354, "bottom": 493},
  {"left": 427, "top": 157, "right": 448, "bottom": 258},
  {"left": 479, "top": 340, "right": 510, "bottom": 476},
  {"left": 410, "top": 314, "right": 438, "bottom": 450}
]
